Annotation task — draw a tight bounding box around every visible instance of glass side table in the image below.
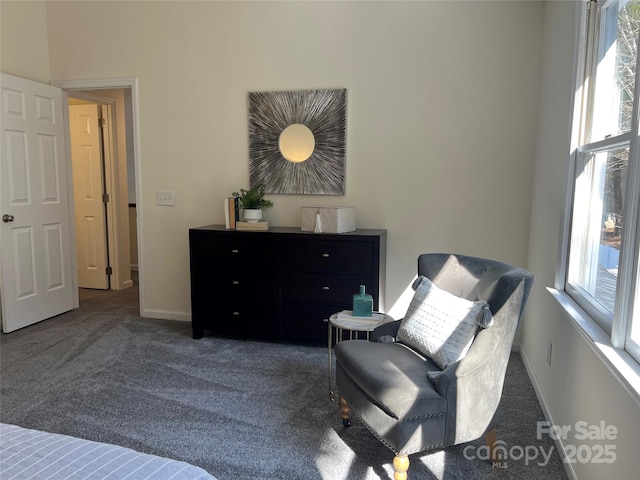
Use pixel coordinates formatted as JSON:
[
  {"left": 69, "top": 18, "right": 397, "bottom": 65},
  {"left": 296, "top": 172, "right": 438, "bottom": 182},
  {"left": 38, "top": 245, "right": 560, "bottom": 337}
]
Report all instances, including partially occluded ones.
[{"left": 326, "top": 310, "right": 394, "bottom": 401}]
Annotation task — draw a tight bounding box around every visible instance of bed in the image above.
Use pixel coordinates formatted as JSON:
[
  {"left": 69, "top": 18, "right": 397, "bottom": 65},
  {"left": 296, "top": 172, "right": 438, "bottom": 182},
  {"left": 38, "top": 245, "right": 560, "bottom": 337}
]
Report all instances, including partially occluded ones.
[{"left": 0, "top": 423, "right": 217, "bottom": 479}]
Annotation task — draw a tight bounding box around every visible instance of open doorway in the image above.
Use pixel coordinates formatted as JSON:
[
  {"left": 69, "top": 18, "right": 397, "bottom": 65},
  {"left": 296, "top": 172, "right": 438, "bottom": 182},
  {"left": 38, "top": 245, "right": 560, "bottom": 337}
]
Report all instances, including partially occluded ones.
[{"left": 57, "top": 78, "right": 143, "bottom": 315}]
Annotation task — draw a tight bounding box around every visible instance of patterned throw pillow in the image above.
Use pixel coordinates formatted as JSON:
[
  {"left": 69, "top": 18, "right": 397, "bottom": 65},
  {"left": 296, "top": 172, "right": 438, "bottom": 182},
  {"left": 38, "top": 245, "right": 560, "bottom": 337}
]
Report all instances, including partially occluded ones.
[{"left": 397, "top": 275, "right": 492, "bottom": 369}]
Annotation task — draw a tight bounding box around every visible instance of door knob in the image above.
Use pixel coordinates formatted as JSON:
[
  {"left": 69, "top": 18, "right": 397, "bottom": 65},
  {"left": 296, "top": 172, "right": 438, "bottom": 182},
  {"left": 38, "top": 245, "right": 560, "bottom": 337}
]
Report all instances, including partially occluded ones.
[{"left": 2, "top": 214, "right": 15, "bottom": 223}]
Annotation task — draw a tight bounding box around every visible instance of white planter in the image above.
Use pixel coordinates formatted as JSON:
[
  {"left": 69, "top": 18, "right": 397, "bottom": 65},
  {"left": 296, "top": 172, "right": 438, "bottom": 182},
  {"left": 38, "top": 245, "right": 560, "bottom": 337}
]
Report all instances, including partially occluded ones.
[{"left": 243, "top": 209, "right": 263, "bottom": 223}]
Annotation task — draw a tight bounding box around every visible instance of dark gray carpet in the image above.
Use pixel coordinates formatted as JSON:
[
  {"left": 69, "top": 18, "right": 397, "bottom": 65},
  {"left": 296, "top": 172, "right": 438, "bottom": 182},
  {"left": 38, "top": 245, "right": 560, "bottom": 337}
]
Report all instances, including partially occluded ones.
[{"left": 0, "top": 284, "right": 568, "bottom": 480}]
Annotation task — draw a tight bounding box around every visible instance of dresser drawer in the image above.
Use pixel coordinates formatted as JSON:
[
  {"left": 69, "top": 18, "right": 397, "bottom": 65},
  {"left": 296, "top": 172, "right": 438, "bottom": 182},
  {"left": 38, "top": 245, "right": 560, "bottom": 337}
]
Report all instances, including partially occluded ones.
[
  {"left": 208, "top": 273, "right": 278, "bottom": 300},
  {"left": 282, "top": 272, "right": 377, "bottom": 305},
  {"left": 191, "top": 234, "right": 277, "bottom": 269},
  {"left": 190, "top": 270, "right": 278, "bottom": 307},
  {"left": 281, "top": 239, "right": 374, "bottom": 273},
  {"left": 195, "top": 301, "right": 279, "bottom": 339}
]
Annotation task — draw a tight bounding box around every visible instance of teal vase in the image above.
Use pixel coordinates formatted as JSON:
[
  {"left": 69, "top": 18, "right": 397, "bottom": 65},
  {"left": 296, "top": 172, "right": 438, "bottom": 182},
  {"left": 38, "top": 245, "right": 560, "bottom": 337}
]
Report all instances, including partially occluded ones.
[{"left": 352, "top": 285, "right": 373, "bottom": 317}]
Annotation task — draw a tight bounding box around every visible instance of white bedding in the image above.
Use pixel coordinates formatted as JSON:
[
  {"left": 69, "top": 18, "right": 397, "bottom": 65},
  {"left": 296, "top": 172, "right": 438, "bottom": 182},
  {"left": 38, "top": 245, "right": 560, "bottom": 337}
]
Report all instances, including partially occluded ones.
[{"left": 0, "top": 423, "right": 217, "bottom": 480}]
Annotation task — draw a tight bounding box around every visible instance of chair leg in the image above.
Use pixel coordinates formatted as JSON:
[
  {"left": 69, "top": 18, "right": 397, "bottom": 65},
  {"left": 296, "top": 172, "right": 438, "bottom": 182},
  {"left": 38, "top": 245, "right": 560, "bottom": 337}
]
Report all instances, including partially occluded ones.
[
  {"left": 392, "top": 454, "right": 409, "bottom": 480},
  {"left": 339, "top": 394, "right": 351, "bottom": 427},
  {"left": 484, "top": 427, "right": 501, "bottom": 468}
]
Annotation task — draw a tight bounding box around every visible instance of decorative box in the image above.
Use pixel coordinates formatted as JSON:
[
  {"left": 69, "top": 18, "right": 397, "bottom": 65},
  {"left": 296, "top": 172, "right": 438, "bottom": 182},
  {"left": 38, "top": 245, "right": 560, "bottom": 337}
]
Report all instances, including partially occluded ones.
[{"left": 301, "top": 206, "right": 356, "bottom": 233}]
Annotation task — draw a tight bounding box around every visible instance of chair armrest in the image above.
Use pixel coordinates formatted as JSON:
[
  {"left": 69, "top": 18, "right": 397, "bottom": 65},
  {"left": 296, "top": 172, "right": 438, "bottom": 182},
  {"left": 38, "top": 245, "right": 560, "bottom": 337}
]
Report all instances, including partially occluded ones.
[{"left": 370, "top": 319, "right": 402, "bottom": 341}]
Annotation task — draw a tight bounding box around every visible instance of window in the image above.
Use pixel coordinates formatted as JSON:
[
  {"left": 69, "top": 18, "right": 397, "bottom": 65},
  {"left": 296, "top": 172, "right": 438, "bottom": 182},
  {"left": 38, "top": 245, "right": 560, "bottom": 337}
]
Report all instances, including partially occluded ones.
[{"left": 565, "top": 0, "right": 640, "bottom": 363}]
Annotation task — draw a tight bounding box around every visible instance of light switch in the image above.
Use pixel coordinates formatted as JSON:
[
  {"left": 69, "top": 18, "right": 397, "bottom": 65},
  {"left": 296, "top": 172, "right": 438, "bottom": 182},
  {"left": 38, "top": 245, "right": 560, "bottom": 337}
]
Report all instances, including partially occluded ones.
[{"left": 156, "top": 191, "right": 175, "bottom": 206}]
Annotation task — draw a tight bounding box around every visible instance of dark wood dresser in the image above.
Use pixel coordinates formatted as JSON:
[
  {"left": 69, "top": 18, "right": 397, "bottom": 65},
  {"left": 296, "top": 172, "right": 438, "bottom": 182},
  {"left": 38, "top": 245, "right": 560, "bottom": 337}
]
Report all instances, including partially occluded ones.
[{"left": 189, "top": 225, "right": 386, "bottom": 343}]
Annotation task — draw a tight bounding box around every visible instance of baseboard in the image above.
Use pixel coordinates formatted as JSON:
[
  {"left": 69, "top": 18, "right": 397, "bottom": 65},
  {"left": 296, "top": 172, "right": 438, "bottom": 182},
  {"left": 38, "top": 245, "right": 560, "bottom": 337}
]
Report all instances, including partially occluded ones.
[
  {"left": 519, "top": 346, "right": 577, "bottom": 480},
  {"left": 142, "top": 309, "right": 191, "bottom": 322}
]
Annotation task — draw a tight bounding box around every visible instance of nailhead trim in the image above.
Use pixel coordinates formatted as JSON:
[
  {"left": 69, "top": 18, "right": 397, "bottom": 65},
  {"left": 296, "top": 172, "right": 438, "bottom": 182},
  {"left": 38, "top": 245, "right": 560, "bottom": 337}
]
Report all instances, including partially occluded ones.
[{"left": 349, "top": 412, "right": 446, "bottom": 455}]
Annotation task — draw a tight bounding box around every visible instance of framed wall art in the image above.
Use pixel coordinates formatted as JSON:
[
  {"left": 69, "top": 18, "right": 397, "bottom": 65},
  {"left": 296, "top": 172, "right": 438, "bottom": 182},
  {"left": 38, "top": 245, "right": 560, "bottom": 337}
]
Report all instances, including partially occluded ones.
[{"left": 248, "top": 88, "right": 347, "bottom": 195}]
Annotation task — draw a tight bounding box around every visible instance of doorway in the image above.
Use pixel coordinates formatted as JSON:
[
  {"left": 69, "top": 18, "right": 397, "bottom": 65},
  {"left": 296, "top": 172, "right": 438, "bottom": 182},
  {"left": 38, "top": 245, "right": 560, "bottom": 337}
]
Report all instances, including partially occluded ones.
[{"left": 57, "top": 78, "right": 143, "bottom": 315}]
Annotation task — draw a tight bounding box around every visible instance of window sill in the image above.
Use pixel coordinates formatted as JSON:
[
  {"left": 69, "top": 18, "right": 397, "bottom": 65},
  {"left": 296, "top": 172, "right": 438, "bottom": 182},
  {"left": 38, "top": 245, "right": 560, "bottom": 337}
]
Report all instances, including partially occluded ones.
[{"left": 547, "top": 287, "right": 640, "bottom": 407}]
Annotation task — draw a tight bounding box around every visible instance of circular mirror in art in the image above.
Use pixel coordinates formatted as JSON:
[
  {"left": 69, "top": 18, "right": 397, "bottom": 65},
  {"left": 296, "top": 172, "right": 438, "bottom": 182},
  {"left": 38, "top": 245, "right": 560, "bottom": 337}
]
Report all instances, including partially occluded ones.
[{"left": 278, "top": 124, "right": 315, "bottom": 163}]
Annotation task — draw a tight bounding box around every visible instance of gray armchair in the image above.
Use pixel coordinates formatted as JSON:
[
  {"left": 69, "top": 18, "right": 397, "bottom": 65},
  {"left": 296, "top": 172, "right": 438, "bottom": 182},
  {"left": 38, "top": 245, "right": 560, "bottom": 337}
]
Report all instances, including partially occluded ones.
[{"left": 335, "top": 253, "right": 534, "bottom": 479}]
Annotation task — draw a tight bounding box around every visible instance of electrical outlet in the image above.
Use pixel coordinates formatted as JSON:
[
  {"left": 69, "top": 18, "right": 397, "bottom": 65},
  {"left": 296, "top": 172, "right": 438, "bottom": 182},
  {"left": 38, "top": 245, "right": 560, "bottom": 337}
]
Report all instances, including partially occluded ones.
[
  {"left": 547, "top": 341, "right": 553, "bottom": 367},
  {"left": 156, "top": 191, "right": 175, "bottom": 206}
]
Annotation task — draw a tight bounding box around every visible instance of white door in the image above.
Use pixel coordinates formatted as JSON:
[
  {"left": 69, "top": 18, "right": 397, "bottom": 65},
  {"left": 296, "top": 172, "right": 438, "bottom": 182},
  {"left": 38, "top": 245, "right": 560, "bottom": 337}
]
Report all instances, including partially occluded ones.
[
  {"left": 69, "top": 104, "right": 109, "bottom": 289},
  {"left": 0, "top": 73, "right": 74, "bottom": 333}
]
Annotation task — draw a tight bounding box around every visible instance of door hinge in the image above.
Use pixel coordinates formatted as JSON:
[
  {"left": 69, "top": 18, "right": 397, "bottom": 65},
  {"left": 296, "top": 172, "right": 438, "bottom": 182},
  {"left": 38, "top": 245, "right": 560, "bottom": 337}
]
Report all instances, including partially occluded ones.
[
  {"left": 99, "top": 117, "right": 106, "bottom": 128},
  {"left": 102, "top": 193, "right": 109, "bottom": 203},
  {"left": 106, "top": 266, "right": 113, "bottom": 275}
]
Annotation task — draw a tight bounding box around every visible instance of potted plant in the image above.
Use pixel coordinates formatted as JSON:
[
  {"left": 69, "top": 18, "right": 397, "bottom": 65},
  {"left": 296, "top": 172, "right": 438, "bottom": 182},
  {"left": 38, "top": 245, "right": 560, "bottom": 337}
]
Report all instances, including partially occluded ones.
[{"left": 232, "top": 184, "right": 273, "bottom": 223}]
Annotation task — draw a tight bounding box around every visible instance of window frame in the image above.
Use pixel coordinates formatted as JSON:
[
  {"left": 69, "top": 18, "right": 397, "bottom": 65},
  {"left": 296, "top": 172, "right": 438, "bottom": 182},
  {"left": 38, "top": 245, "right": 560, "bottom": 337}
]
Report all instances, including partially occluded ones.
[{"left": 561, "top": 0, "right": 640, "bottom": 365}]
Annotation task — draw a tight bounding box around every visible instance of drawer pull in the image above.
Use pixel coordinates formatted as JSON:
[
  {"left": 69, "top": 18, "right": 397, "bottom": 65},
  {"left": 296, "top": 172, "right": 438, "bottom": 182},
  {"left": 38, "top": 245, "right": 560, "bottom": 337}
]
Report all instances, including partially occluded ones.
[
  {"left": 232, "top": 311, "right": 240, "bottom": 316},
  {"left": 231, "top": 249, "right": 239, "bottom": 253},
  {"left": 322, "top": 253, "right": 330, "bottom": 258},
  {"left": 322, "top": 286, "right": 330, "bottom": 290},
  {"left": 232, "top": 280, "right": 240, "bottom": 285}
]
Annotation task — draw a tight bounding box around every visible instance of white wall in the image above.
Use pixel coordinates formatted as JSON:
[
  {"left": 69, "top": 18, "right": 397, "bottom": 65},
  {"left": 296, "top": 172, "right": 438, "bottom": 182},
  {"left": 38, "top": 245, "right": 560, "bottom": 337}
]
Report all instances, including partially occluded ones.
[
  {"left": 524, "top": 2, "right": 640, "bottom": 479},
  {"left": 44, "top": 0, "right": 544, "bottom": 320},
  {"left": 0, "top": 0, "right": 50, "bottom": 82}
]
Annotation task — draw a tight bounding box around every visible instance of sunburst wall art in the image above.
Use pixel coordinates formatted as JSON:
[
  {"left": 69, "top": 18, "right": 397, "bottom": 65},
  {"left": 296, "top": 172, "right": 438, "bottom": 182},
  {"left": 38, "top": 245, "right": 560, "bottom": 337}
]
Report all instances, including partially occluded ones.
[{"left": 248, "top": 88, "right": 347, "bottom": 195}]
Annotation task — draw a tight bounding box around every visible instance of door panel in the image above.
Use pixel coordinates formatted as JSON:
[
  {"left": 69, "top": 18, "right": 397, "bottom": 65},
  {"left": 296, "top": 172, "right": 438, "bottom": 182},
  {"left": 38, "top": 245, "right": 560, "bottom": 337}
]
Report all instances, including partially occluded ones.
[
  {"left": 43, "top": 223, "right": 64, "bottom": 290},
  {"left": 1, "top": 73, "right": 74, "bottom": 333},
  {"left": 12, "top": 226, "right": 36, "bottom": 299},
  {"left": 69, "top": 104, "right": 108, "bottom": 289}
]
